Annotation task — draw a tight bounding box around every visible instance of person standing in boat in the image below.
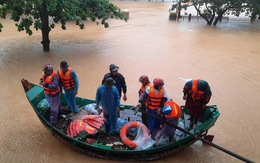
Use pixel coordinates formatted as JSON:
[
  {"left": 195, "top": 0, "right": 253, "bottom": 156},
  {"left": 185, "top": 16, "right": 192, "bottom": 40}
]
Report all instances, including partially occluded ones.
[
  {"left": 155, "top": 98, "right": 182, "bottom": 143},
  {"left": 101, "top": 64, "right": 127, "bottom": 102},
  {"left": 137, "top": 78, "right": 168, "bottom": 139},
  {"left": 58, "top": 61, "right": 79, "bottom": 113},
  {"left": 95, "top": 77, "right": 120, "bottom": 135},
  {"left": 183, "top": 79, "right": 212, "bottom": 128},
  {"left": 138, "top": 75, "right": 151, "bottom": 126},
  {"left": 39, "top": 64, "right": 62, "bottom": 126}
]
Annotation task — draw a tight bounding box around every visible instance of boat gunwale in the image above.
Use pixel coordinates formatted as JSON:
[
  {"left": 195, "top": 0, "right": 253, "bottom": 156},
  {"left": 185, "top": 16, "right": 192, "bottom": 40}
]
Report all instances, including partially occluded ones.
[{"left": 23, "top": 82, "right": 220, "bottom": 160}]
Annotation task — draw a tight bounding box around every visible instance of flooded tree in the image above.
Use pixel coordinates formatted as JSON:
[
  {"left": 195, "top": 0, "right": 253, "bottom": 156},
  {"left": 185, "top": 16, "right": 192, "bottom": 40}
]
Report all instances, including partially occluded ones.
[
  {"left": 171, "top": 0, "right": 260, "bottom": 25},
  {"left": 192, "top": 0, "right": 244, "bottom": 25},
  {"left": 0, "top": 3, "right": 7, "bottom": 32},
  {"left": 244, "top": 0, "right": 260, "bottom": 22},
  {"left": 0, "top": 0, "right": 126, "bottom": 51}
]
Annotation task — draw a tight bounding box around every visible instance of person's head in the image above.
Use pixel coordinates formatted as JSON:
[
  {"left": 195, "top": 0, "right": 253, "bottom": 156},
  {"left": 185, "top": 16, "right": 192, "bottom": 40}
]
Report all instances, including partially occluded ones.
[
  {"left": 43, "top": 64, "right": 53, "bottom": 76},
  {"left": 153, "top": 78, "right": 164, "bottom": 90},
  {"left": 60, "top": 61, "right": 69, "bottom": 73},
  {"left": 103, "top": 77, "right": 116, "bottom": 88},
  {"left": 109, "top": 64, "right": 119, "bottom": 76},
  {"left": 199, "top": 80, "right": 210, "bottom": 92},
  {"left": 139, "top": 75, "right": 150, "bottom": 86}
]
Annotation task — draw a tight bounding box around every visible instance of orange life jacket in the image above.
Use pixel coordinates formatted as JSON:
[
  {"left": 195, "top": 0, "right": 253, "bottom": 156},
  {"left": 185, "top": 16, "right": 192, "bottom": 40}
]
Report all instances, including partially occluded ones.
[
  {"left": 42, "top": 72, "right": 60, "bottom": 95},
  {"left": 67, "top": 120, "right": 98, "bottom": 138},
  {"left": 147, "top": 86, "right": 164, "bottom": 110},
  {"left": 139, "top": 83, "right": 151, "bottom": 106},
  {"left": 164, "top": 101, "right": 182, "bottom": 119},
  {"left": 58, "top": 68, "right": 75, "bottom": 90},
  {"left": 190, "top": 79, "right": 204, "bottom": 100},
  {"left": 138, "top": 83, "right": 151, "bottom": 96}
]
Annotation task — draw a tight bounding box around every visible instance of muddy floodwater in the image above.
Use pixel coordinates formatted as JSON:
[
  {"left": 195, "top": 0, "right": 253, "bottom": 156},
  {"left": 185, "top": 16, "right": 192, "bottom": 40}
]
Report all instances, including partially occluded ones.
[{"left": 0, "top": 1, "right": 260, "bottom": 163}]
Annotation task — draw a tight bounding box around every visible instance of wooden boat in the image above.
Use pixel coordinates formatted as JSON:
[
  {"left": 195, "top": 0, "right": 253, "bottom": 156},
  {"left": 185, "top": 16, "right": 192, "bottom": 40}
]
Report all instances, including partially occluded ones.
[{"left": 22, "top": 81, "right": 220, "bottom": 161}]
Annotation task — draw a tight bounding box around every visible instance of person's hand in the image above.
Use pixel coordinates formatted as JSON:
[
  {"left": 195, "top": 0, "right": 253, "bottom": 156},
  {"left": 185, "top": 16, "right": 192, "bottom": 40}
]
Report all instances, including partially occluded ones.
[
  {"left": 75, "top": 90, "right": 78, "bottom": 95},
  {"left": 116, "top": 107, "right": 120, "bottom": 117},
  {"left": 39, "top": 78, "right": 44, "bottom": 85},
  {"left": 123, "top": 94, "right": 127, "bottom": 102},
  {"left": 40, "top": 82, "right": 47, "bottom": 86},
  {"left": 136, "top": 102, "right": 142, "bottom": 108},
  {"left": 157, "top": 108, "right": 161, "bottom": 115},
  {"left": 155, "top": 136, "right": 160, "bottom": 142}
]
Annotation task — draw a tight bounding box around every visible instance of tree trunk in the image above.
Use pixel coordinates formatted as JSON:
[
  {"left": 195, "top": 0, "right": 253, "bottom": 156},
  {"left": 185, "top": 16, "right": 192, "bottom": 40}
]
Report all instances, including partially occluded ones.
[
  {"left": 41, "top": 24, "right": 50, "bottom": 51},
  {"left": 200, "top": 15, "right": 212, "bottom": 25},
  {"left": 40, "top": 2, "right": 50, "bottom": 52},
  {"left": 177, "top": 0, "right": 182, "bottom": 20},
  {"left": 213, "top": 15, "right": 221, "bottom": 26},
  {"left": 250, "top": 12, "right": 256, "bottom": 22}
]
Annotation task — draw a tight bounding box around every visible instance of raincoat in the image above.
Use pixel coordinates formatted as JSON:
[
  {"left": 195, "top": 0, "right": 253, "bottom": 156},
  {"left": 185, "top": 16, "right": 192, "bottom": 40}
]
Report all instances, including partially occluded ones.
[
  {"left": 95, "top": 85, "right": 120, "bottom": 134},
  {"left": 102, "top": 71, "right": 127, "bottom": 98}
]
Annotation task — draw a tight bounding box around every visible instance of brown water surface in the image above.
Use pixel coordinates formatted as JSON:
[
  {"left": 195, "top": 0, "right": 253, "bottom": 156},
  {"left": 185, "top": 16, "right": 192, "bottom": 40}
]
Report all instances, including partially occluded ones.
[{"left": 0, "top": 1, "right": 260, "bottom": 163}]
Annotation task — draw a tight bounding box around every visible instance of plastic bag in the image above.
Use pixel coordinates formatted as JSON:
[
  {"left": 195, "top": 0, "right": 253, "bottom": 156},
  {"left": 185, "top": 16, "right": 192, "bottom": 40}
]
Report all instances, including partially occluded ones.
[
  {"left": 154, "top": 135, "right": 169, "bottom": 146},
  {"left": 179, "top": 77, "right": 192, "bottom": 83},
  {"left": 82, "top": 103, "right": 100, "bottom": 115},
  {"left": 116, "top": 118, "right": 127, "bottom": 134},
  {"left": 36, "top": 98, "right": 49, "bottom": 111},
  {"left": 174, "top": 119, "right": 185, "bottom": 141},
  {"left": 133, "top": 123, "right": 155, "bottom": 150}
]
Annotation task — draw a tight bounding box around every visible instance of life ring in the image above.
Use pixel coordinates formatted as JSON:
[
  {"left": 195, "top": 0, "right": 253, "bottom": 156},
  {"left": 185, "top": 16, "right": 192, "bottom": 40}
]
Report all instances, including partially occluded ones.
[{"left": 120, "top": 121, "right": 149, "bottom": 148}]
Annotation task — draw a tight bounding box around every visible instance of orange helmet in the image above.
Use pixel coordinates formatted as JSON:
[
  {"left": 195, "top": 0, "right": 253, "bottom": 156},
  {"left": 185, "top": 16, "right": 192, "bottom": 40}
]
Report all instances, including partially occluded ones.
[
  {"left": 153, "top": 78, "right": 164, "bottom": 87},
  {"left": 139, "top": 75, "right": 149, "bottom": 83}
]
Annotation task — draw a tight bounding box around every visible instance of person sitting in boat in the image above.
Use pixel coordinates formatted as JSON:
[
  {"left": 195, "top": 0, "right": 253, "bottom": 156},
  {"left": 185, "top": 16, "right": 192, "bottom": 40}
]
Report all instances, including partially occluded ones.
[
  {"left": 95, "top": 77, "right": 120, "bottom": 135},
  {"left": 155, "top": 99, "right": 182, "bottom": 143},
  {"left": 39, "top": 64, "right": 63, "bottom": 126},
  {"left": 101, "top": 64, "right": 127, "bottom": 102},
  {"left": 138, "top": 75, "right": 151, "bottom": 126},
  {"left": 137, "top": 78, "right": 168, "bottom": 139},
  {"left": 57, "top": 61, "right": 79, "bottom": 113},
  {"left": 183, "top": 79, "right": 212, "bottom": 128}
]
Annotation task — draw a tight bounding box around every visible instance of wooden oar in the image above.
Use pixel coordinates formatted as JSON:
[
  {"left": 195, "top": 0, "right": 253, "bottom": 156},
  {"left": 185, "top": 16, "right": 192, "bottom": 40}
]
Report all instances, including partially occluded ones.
[{"left": 132, "top": 107, "right": 255, "bottom": 163}]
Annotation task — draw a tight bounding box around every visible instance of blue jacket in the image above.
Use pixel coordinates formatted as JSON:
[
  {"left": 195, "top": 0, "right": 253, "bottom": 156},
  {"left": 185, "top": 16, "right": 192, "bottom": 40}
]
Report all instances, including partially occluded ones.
[{"left": 95, "top": 85, "right": 120, "bottom": 114}]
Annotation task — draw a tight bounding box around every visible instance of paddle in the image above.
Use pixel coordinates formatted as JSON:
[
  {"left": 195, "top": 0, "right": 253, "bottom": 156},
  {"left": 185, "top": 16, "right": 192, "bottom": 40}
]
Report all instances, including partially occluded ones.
[{"left": 132, "top": 106, "right": 254, "bottom": 163}]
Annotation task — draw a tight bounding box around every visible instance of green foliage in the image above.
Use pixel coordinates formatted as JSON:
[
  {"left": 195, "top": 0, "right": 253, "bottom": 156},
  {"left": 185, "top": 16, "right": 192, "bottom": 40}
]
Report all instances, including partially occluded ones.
[
  {"left": 171, "top": 0, "right": 259, "bottom": 25},
  {"left": 191, "top": 0, "right": 244, "bottom": 25},
  {"left": 0, "top": 3, "right": 7, "bottom": 32},
  {"left": 0, "top": 0, "right": 125, "bottom": 34},
  {"left": 244, "top": 0, "right": 260, "bottom": 21},
  {"left": 170, "top": 0, "right": 190, "bottom": 12}
]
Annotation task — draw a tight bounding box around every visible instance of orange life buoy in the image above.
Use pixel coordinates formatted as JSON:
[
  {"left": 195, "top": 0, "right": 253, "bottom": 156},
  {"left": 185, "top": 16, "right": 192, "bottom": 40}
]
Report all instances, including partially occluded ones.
[{"left": 120, "top": 121, "right": 149, "bottom": 148}]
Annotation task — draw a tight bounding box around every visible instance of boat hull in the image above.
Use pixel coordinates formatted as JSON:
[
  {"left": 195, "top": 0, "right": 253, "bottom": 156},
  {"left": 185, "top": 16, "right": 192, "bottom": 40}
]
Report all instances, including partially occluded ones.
[{"left": 22, "top": 81, "right": 220, "bottom": 161}]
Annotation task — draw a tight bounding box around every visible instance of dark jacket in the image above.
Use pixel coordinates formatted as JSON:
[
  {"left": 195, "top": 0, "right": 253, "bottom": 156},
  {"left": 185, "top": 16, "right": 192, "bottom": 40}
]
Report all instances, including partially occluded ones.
[
  {"left": 102, "top": 73, "right": 127, "bottom": 97},
  {"left": 183, "top": 79, "right": 212, "bottom": 117}
]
